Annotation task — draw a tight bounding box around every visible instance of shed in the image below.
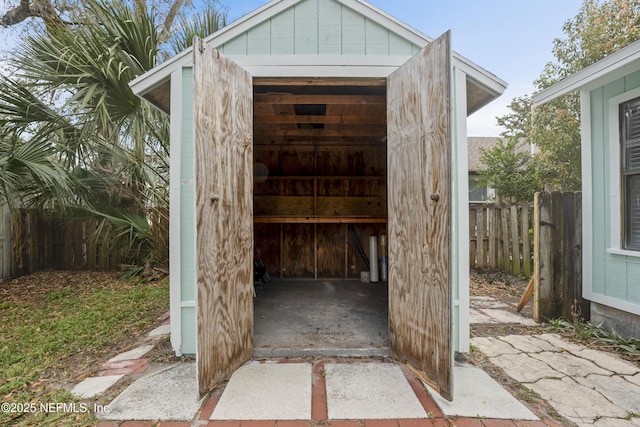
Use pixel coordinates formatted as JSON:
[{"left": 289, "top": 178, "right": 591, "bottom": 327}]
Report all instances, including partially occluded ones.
[
  {"left": 131, "top": 0, "right": 507, "bottom": 399},
  {"left": 533, "top": 39, "right": 640, "bottom": 339}
]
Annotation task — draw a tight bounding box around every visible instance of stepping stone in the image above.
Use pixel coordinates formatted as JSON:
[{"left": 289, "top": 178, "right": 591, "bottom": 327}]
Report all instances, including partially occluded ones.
[
  {"left": 108, "top": 345, "right": 154, "bottom": 363},
  {"left": 148, "top": 324, "right": 170, "bottom": 337},
  {"left": 101, "top": 364, "right": 201, "bottom": 421},
  {"left": 426, "top": 363, "right": 538, "bottom": 420},
  {"left": 324, "top": 362, "right": 427, "bottom": 419},
  {"left": 211, "top": 362, "right": 312, "bottom": 420},
  {"left": 71, "top": 375, "right": 124, "bottom": 399}
]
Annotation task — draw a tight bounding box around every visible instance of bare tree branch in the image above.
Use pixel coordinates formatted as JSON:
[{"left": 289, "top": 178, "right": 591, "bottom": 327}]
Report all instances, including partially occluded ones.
[
  {"left": 157, "top": 0, "right": 184, "bottom": 44},
  {"left": 1, "top": 0, "right": 63, "bottom": 32},
  {"left": 1, "top": 0, "right": 34, "bottom": 27}
]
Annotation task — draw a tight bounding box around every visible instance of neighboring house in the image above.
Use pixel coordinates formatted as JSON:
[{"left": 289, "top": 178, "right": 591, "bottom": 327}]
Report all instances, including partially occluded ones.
[
  {"left": 131, "top": 0, "right": 506, "bottom": 397},
  {"left": 533, "top": 39, "right": 640, "bottom": 338},
  {"left": 467, "top": 137, "right": 498, "bottom": 202}
]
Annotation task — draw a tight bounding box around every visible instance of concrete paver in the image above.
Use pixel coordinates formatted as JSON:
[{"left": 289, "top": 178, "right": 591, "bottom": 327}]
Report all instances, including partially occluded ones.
[
  {"left": 147, "top": 324, "right": 170, "bottom": 337},
  {"left": 574, "top": 347, "right": 640, "bottom": 375},
  {"left": 425, "top": 363, "right": 538, "bottom": 421},
  {"left": 472, "top": 333, "right": 640, "bottom": 426},
  {"left": 491, "top": 353, "right": 562, "bottom": 383},
  {"left": 71, "top": 374, "right": 124, "bottom": 398},
  {"left": 470, "top": 336, "right": 521, "bottom": 357},
  {"left": 211, "top": 362, "right": 312, "bottom": 420},
  {"left": 527, "top": 376, "right": 628, "bottom": 422},
  {"left": 101, "top": 364, "right": 202, "bottom": 421},
  {"left": 528, "top": 351, "right": 612, "bottom": 377},
  {"left": 107, "top": 345, "right": 154, "bottom": 363},
  {"left": 575, "top": 374, "right": 640, "bottom": 414},
  {"left": 499, "top": 334, "right": 557, "bottom": 353},
  {"left": 324, "top": 362, "right": 427, "bottom": 420},
  {"left": 470, "top": 296, "right": 511, "bottom": 309},
  {"left": 627, "top": 373, "right": 640, "bottom": 386}
]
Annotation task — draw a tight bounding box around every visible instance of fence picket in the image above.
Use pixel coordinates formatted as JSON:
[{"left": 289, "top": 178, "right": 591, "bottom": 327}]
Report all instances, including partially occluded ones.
[{"left": 469, "top": 202, "right": 535, "bottom": 277}]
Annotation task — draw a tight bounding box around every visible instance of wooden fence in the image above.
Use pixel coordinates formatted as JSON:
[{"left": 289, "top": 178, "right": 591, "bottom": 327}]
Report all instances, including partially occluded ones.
[
  {"left": 0, "top": 204, "right": 12, "bottom": 281},
  {"left": 469, "top": 202, "right": 533, "bottom": 277},
  {"left": 534, "top": 191, "right": 586, "bottom": 322},
  {"left": 11, "top": 210, "right": 127, "bottom": 276}
]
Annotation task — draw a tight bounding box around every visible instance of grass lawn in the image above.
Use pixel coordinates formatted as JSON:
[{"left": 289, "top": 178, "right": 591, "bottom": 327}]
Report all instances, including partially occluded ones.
[{"left": 0, "top": 271, "right": 169, "bottom": 426}]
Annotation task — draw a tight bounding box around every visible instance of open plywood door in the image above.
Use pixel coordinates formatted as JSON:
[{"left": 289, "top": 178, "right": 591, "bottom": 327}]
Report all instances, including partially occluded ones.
[
  {"left": 194, "top": 39, "right": 254, "bottom": 397},
  {"left": 387, "top": 32, "right": 453, "bottom": 401}
]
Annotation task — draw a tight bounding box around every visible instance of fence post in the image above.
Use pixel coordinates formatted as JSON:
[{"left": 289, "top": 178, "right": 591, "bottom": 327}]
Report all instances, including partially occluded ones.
[
  {"left": 521, "top": 202, "right": 531, "bottom": 277},
  {"left": 487, "top": 204, "right": 496, "bottom": 270},
  {"left": 509, "top": 204, "right": 521, "bottom": 275},
  {"left": 477, "top": 206, "right": 486, "bottom": 270},
  {"left": 0, "top": 204, "right": 12, "bottom": 281},
  {"left": 469, "top": 204, "right": 477, "bottom": 271},
  {"left": 534, "top": 191, "right": 584, "bottom": 322}
]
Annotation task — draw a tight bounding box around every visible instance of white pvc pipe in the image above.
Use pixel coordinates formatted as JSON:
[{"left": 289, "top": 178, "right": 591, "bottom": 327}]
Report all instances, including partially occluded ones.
[
  {"left": 369, "top": 235, "right": 379, "bottom": 282},
  {"left": 380, "top": 233, "right": 388, "bottom": 282}
]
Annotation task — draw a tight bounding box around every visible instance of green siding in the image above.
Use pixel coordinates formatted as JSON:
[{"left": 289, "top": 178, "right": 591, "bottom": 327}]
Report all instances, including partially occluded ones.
[
  {"left": 217, "top": 0, "right": 422, "bottom": 56},
  {"left": 589, "top": 69, "right": 640, "bottom": 310},
  {"left": 341, "top": 6, "right": 366, "bottom": 55},
  {"left": 365, "top": 20, "right": 389, "bottom": 55},
  {"left": 271, "top": 9, "right": 295, "bottom": 54},
  {"left": 181, "top": 307, "right": 196, "bottom": 355},
  {"left": 180, "top": 67, "right": 197, "bottom": 355},
  {"left": 629, "top": 261, "right": 640, "bottom": 304},
  {"left": 318, "top": 0, "right": 342, "bottom": 54},
  {"left": 247, "top": 20, "right": 271, "bottom": 55},
  {"left": 295, "top": 0, "right": 319, "bottom": 54}
]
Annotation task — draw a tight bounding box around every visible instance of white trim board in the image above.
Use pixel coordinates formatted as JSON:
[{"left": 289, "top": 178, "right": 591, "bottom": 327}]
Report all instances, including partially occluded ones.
[
  {"left": 607, "top": 86, "right": 640, "bottom": 253},
  {"left": 533, "top": 39, "right": 640, "bottom": 106},
  {"left": 580, "top": 89, "right": 594, "bottom": 320}
]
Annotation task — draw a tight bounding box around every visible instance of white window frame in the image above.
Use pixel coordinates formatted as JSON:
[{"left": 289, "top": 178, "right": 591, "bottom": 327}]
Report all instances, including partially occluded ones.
[{"left": 608, "top": 86, "right": 640, "bottom": 257}]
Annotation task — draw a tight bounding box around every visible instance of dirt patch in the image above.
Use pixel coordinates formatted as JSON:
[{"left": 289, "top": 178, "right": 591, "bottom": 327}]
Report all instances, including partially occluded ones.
[{"left": 469, "top": 271, "right": 546, "bottom": 337}]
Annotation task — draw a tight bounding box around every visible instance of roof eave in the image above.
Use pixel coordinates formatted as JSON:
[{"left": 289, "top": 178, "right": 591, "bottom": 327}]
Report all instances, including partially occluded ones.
[
  {"left": 533, "top": 39, "right": 640, "bottom": 107},
  {"left": 130, "top": 0, "right": 507, "bottom": 113}
]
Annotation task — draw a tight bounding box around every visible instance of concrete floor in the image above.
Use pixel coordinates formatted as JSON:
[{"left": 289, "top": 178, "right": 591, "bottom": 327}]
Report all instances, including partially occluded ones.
[{"left": 253, "top": 279, "right": 389, "bottom": 357}]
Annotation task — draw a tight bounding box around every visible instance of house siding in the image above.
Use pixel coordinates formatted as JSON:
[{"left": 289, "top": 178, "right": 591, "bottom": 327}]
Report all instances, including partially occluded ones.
[
  {"left": 588, "top": 69, "right": 640, "bottom": 316},
  {"left": 218, "top": 0, "right": 420, "bottom": 56}
]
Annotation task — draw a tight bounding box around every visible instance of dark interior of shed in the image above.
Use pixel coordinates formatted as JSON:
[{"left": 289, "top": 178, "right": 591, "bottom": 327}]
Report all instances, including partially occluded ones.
[
  {"left": 251, "top": 78, "right": 390, "bottom": 353},
  {"left": 252, "top": 78, "right": 389, "bottom": 279}
]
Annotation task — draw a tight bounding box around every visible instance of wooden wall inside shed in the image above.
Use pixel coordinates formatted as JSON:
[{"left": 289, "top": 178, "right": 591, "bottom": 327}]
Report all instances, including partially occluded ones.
[{"left": 254, "top": 144, "right": 387, "bottom": 279}]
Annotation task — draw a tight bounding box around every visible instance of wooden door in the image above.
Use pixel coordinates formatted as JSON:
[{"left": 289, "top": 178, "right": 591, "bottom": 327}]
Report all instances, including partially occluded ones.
[
  {"left": 387, "top": 32, "right": 453, "bottom": 401},
  {"left": 194, "top": 39, "right": 254, "bottom": 397}
]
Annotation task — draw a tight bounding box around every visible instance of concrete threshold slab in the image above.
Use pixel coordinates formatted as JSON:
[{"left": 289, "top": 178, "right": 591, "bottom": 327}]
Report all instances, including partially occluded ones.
[
  {"left": 252, "top": 347, "right": 390, "bottom": 358},
  {"left": 211, "top": 362, "right": 312, "bottom": 420},
  {"left": 425, "top": 363, "right": 538, "bottom": 420},
  {"left": 325, "top": 362, "right": 427, "bottom": 419},
  {"left": 101, "top": 363, "right": 202, "bottom": 421}
]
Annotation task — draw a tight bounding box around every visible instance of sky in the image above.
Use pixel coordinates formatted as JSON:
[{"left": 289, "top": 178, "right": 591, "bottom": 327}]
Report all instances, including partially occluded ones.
[{"left": 221, "top": 0, "right": 585, "bottom": 136}]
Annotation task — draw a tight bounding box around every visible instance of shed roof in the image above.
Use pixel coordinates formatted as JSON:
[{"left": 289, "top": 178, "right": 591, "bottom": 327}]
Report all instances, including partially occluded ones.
[
  {"left": 533, "top": 39, "right": 640, "bottom": 106},
  {"left": 130, "top": 0, "right": 506, "bottom": 114}
]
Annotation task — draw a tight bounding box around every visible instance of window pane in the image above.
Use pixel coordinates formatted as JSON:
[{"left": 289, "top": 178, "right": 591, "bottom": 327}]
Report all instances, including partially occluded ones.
[
  {"left": 468, "top": 176, "right": 487, "bottom": 202},
  {"left": 625, "top": 174, "right": 640, "bottom": 250},
  {"left": 623, "top": 99, "right": 640, "bottom": 172}
]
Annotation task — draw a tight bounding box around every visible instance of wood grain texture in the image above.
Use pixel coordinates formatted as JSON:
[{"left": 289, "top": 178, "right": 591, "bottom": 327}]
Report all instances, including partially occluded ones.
[
  {"left": 194, "top": 41, "right": 254, "bottom": 397},
  {"left": 387, "top": 32, "right": 453, "bottom": 401}
]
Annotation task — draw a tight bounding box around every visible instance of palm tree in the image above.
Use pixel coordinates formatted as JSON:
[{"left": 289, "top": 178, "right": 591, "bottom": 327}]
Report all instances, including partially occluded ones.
[{"left": 0, "top": 0, "right": 228, "bottom": 269}]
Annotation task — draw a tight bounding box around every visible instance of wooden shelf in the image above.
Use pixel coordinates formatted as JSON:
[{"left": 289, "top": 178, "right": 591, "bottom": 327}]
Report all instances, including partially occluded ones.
[{"left": 254, "top": 216, "right": 387, "bottom": 224}]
